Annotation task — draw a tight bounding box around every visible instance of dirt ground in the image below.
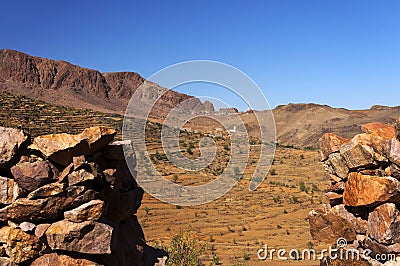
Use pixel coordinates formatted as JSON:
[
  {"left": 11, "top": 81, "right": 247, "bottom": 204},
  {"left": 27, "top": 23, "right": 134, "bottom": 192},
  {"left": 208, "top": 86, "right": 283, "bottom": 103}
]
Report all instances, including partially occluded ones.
[{"left": 137, "top": 146, "right": 329, "bottom": 266}]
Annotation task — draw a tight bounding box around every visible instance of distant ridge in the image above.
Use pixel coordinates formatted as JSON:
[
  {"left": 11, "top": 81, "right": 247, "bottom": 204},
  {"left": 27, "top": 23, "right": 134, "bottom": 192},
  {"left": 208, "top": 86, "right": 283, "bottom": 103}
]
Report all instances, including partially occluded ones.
[
  {"left": 0, "top": 49, "right": 213, "bottom": 115},
  {"left": 271, "top": 102, "right": 400, "bottom": 148},
  {"left": 1, "top": 49, "right": 399, "bottom": 149}
]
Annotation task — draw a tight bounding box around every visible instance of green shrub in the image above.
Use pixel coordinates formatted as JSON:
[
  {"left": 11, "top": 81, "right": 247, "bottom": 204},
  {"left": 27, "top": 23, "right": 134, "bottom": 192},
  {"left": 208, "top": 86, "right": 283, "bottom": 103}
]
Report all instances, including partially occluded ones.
[
  {"left": 166, "top": 229, "right": 204, "bottom": 266},
  {"left": 299, "top": 181, "right": 309, "bottom": 193}
]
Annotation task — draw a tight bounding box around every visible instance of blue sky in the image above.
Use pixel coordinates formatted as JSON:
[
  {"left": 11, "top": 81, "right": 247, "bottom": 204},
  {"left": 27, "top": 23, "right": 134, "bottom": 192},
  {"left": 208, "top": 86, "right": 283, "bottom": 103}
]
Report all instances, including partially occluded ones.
[{"left": 1, "top": 0, "right": 399, "bottom": 110}]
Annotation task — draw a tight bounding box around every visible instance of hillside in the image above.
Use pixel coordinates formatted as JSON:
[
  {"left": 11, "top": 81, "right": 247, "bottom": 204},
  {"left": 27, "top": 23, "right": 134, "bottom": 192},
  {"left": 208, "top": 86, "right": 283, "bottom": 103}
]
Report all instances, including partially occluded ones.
[
  {"left": 0, "top": 49, "right": 212, "bottom": 116},
  {"left": 271, "top": 103, "right": 400, "bottom": 148},
  {"left": 1, "top": 49, "right": 399, "bottom": 149}
]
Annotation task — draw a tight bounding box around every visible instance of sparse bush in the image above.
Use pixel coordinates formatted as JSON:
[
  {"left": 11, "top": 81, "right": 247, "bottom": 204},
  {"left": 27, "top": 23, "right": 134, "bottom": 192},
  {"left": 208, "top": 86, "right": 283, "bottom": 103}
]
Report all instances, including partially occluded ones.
[
  {"left": 292, "top": 195, "right": 299, "bottom": 203},
  {"left": 299, "top": 181, "right": 309, "bottom": 193},
  {"left": 270, "top": 169, "right": 277, "bottom": 175},
  {"left": 144, "top": 206, "right": 150, "bottom": 216},
  {"left": 165, "top": 229, "right": 204, "bottom": 266},
  {"left": 311, "top": 183, "right": 320, "bottom": 192},
  {"left": 210, "top": 253, "right": 220, "bottom": 266}
]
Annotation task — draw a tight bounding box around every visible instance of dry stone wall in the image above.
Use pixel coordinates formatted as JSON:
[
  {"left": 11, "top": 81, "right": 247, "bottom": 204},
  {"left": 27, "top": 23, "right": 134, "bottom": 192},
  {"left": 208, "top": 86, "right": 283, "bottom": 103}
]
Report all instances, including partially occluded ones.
[
  {"left": 0, "top": 126, "right": 167, "bottom": 265},
  {"left": 309, "top": 119, "right": 400, "bottom": 265}
]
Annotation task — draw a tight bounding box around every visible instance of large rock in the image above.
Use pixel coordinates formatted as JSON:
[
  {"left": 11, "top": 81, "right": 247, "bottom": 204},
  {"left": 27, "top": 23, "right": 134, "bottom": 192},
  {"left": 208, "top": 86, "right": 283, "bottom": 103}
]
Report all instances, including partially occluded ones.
[
  {"left": 362, "top": 122, "right": 396, "bottom": 140},
  {"left": 333, "top": 204, "right": 368, "bottom": 234},
  {"left": 0, "top": 257, "right": 16, "bottom": 266},
  {"left": 364, "top": 237, "right": 400, "bottom": 259},
  {"left": 0, "top": 176, "right": 19, "bottom": 205},
  {"left": 11, "top": 160, "right": 57, "bottom": 192},
  {"left": 45, "top": 220, "right": 113, "bottom": 254},
  {"left": 368, "top": 203, "right": 400, "bottom": 245},
  {"left": 319, "top": 133, "right": 349, "bottom": 161},
  {"left": 0, "top": 197, "right": 64, "bottom": 223},
  {"left": 391, "top": 163, "right": 400, "bottom": 179},
  {"left": 29, "top": 127, "right": 116, "bottom": 166},
  {"left": 0, "top": 186, "right": 98, "bottom": 222},
  {"left": 387, "top": 138, "right": 400, "bottom": 166},
  {"left": 0, "top": 127, "right": 29, "bottom": 170},
  {"left": 64, "top": 199, "right": 105, "bottom": 223},
  {"left": 324, "top": 153, "right": 349, "bottom": 179},
  {"left": 27, "top": 182, "right": 65, "bottom": 199},
  {"left": 308, "top": 204, "right": 357, "bottom": 243},
  {"left": 0, "top": 226, "right": 45, "bottom": 263},
  {"left": 63, "top": 185, "right": 99, "bottom": 210},
  {"left": 340, "top": 141, "right": 376, "bottom": 170},
  {"left": 343, "top": 173, "right": 400, "bottom": 207},
  {"left": 31, "top": 253, "right": 100, "bottom": 266},
  {"left": 396, "top": 119, "right": 400, "bottom": 140}
]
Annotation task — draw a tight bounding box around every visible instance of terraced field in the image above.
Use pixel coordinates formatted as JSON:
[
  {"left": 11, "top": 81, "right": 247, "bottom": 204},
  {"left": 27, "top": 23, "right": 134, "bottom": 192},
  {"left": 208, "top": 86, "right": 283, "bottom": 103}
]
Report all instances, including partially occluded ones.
[{"left": 1, "top": 91, "right": 328, "bottom": 265}]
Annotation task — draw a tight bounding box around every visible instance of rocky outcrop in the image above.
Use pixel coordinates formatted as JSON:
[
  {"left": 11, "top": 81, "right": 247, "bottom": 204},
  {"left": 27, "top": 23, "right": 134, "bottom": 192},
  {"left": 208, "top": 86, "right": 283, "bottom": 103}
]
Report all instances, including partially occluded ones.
[
  {"left": 0, "top": 126, "right": 167, "bottom": 265},
  {"left": 309, "top": 120, "right": 400, "bottom": 265},
  {"left": 0, "top": 49, "right": 213, "bottom": 115}
]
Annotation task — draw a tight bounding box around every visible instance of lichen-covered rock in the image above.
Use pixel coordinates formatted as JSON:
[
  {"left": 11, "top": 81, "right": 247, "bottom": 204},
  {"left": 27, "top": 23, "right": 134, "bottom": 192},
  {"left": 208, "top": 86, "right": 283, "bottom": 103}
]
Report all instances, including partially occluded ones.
[
  {"left": 64, "top": 199, "right": 105, "bottom": 223},
  {"left": 361, "top": 122, "right": 396, "bottom": 140},
  {"left": 67, "top": 162, "right": 105, "bottom": 187},
  {"left": 27, "top": 182, "right": 65, "bottom": 199},
  {"left": 0, "top": 226, "right": 45, "bottom": 263},
  {"left": 395, "top": 119, "right": 400, "bottom": 140},
  {"left": 45, "top": 220, "right": 113, "bottom": 254},
  {"left": 343, "top": 173, "right": 400, "bottom": 207},
  {"left": 29, "top": 127, "right": 116, "bottom": 166},
  {"left": 0, "top": 176, "right": 20, "bottom": 205},
  {"left": 387, "top": 138, "right": 400, "bottom": 166},
  {"left": 0, "top": 257, "right": 16, "bottom": 266},
  {"left": 340, "top": 141, "right": 376, "bottom": 170},
  {"left": 319, "top": 133, "right": 349, "bottom": 161},
  {"left": 0, "top": 127, "right": 29, "bottom": 170},
  {"left": 368, "top": 203, "right": 400, "bottom": 245},
  {"left": 0, "top": 186, "right": 98, "bottom": 223},
  {"left": 308, "top": 204, "right": 357, "bottom": 243},
  {"left": 324, "top": 153, "right": 349, "bottom": 179},
  {"left": 31, "top": 253, "right": 100, "bottom": 266}
]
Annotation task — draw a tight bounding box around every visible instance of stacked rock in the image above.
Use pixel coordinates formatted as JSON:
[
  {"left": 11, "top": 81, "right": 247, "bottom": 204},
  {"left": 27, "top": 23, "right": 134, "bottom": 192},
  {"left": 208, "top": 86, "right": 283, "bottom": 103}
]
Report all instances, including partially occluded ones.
[
  {"left": 0, "top": 126, "right": 167, "bottom": 265},
  {"left": 309, "top": 119, "right": 400, "bottom": 265}
]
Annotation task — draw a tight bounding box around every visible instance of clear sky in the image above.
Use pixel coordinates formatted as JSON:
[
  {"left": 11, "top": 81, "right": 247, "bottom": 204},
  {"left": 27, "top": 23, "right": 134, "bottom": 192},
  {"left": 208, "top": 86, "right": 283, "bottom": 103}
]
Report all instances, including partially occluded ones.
[{"left": 1, "top": 0, "right": 399, "bottom": 110}]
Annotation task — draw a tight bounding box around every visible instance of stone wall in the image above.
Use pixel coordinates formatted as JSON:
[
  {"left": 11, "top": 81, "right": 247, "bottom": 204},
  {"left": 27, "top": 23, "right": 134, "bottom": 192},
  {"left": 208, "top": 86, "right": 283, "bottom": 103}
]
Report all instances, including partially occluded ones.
[
  {"left": 0, "top": 126, "right": 167, "bottom": 265},
  {"left": 309, "top": 119, "right": 400, "bottom": 265}
]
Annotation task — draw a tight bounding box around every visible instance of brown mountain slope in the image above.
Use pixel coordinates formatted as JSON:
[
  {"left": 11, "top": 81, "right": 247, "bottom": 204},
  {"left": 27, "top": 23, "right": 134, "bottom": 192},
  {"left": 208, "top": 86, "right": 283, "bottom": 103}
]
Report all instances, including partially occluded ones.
[
  {"left": 1, "top": 49, "right": 398, "bottom": 149},
  {"left": 271, "top": 103, "right": 400, "bottom": 148},
  {"left": 0, "top": 49, "right": 212, "bottom": 115}
]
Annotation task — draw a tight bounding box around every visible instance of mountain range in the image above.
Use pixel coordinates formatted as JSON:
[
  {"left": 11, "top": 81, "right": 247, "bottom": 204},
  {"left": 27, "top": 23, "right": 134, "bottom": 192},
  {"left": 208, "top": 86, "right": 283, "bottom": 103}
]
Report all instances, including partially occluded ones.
[{"left": 1, "top": 49, "right": 399, "bottom": 148}]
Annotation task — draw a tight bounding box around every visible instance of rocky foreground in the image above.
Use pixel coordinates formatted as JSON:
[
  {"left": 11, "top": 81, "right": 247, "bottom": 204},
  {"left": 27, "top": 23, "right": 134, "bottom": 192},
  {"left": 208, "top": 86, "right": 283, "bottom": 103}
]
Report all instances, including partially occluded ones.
[
  {"left": 309, "top": 119, "right": 400, "bottom": 265},
  {"left": 0, "top": 126, "right": 167, "bottom": 265}
]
